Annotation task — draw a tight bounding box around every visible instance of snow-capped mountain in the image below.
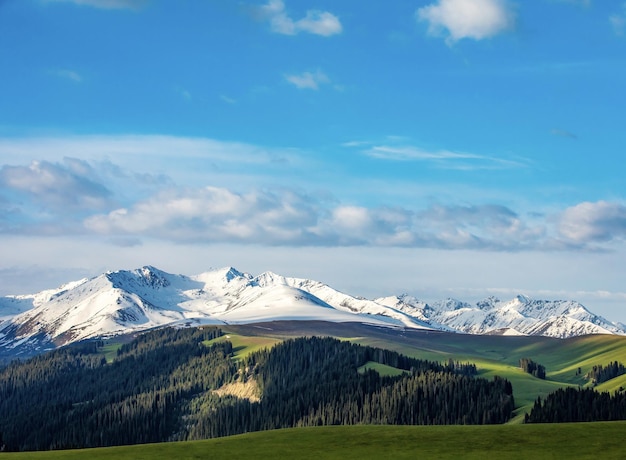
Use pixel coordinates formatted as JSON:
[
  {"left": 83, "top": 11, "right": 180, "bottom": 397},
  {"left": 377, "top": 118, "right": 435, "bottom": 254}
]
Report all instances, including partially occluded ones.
[
  {"left": 0, "top": 265, "right": 624, "bottom": 359},
  {"left": 381, "top": 294, "right": 625, "bottom": 338}
]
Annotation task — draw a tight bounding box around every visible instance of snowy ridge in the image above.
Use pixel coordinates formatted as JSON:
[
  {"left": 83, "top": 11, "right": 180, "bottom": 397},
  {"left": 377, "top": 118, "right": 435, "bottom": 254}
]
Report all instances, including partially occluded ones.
[
  {"left": 1, "top": 265, "right": 625, "bottom": 358},
  {"left": 383, "top": 294, "right": 624, "bottom": 338}
]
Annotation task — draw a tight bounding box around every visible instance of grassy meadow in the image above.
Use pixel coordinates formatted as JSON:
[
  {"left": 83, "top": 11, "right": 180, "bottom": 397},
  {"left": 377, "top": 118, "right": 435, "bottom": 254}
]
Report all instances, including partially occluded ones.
[{"left": 4, "top": 423, "right": 626, "bottom": 460}]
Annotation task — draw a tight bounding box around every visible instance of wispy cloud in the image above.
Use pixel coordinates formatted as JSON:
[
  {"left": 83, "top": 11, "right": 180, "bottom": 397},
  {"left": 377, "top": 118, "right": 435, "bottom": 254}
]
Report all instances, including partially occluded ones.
[
  {"left": 175, "top": 87, "right": 192, "bottom": 101},
  {"left": 417, "top": 0, "right": 515, "bottom": 44},
  {"left": 551, "top": 128, "right": 578, "bottom": 139},
  {"left": 220, "top": 95, "right": 237, "bottom": 104},
  {"left": 358, "top": 144, "right": 527, "bottom": 170},
  {"left": 285, "top": 70, "right": 330, "bottom": 90},
  {"left": 43, "top": 0, "right": 148, "bottom": 10},
  {"left": 0, "top": 135, "right": 300, "bottom": 171},
  {"left": 610, "top": 3, "right": 626, "bottom": 36},
  {"left": 49, "top": 69, "right": 83, "bottom": 83},
  {"left": 257, "top": 0, "right": 342, "bottom": 37}
]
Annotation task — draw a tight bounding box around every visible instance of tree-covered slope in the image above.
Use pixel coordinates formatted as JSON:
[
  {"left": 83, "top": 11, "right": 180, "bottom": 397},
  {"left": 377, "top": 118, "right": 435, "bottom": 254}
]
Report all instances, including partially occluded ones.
[{"left": 0, "top": 327, "right": 514, "bottom": 451}]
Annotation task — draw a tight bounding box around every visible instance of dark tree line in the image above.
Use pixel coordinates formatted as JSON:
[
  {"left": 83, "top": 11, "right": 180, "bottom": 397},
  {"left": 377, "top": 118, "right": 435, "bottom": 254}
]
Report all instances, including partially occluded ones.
[
  {"left": 0, "top": 327, "right": 232, "bottom": 451},
  {"left": 0, "top": 328, "right": 514, "bottom": 452},
  {"left": 519, "top": 358, "right": 546, "bottom": 380},
  {"left": 525, "top": 387, "right": 626, "bottom": 423},
  {"left": 444, "top": 358, "right": 478, "bottom": 376},
  {"left": 185, "top": 337, "right": 512, "bottom": 439},
  {"left": 586, "top": 361, "right": 626, "bottom": 385}
]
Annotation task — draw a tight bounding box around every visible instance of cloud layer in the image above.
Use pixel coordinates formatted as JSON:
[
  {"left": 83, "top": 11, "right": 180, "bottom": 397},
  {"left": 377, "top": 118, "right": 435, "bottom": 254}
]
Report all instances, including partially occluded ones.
[
  {"left": 84, "top": 189, "right": 546, "bottom": 249},
  {"left": 1, "top": 137, "right": 624, "bottom": 252},
  {"left": 77, "top": 185, "right": 626, "bottom": 251}
]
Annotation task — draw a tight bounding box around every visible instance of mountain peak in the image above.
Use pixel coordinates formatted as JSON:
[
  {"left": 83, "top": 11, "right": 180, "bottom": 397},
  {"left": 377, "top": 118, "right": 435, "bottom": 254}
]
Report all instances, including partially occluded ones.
[
  {"left": 253, "top": 271, "right": 287, "bottom": 287},
  {"left": 136, "top": 265, "right": 171, "bottom": 286},
  {"left": 223, "top": 267, "right": 245, "bottom": 282},
  {"left": 104, "top": 266, "right": 172, "bottom": 290},
  {"left": 515, "top": 294, "right": 532, "bottom": 304}
]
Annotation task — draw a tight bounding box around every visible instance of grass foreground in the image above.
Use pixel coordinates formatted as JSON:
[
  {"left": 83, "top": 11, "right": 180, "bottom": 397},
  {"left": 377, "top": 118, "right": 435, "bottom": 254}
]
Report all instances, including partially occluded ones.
[{"left": 4, "top": 422, "right": 625, "bottom": 459}]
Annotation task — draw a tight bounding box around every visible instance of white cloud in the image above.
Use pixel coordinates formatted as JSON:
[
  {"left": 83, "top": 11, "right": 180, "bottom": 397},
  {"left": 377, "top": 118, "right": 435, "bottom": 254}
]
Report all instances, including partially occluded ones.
[
  {"left": 417, "top": 0, "right": 515, "bottom": 44},
  {"left": 558, "top": 201, "right": 626, "bottom": 244},
  {"left": 296, "top": 10, "right": 342, "bottom": 36},
  {"left": 258, "top": 0, "right": 342, "bottom": 36},
  {"left": 285, "top": 70, "right": 330, "bottom": 90},
  {"left": 43, "top": 0, "right": 147, "bottom": 9}
]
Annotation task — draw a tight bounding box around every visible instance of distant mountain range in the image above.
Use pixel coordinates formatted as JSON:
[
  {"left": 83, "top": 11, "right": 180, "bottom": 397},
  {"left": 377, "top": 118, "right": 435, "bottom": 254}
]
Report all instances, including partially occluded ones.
[{"left": 1, "top": 265, "right": 624, "bottom": 359}]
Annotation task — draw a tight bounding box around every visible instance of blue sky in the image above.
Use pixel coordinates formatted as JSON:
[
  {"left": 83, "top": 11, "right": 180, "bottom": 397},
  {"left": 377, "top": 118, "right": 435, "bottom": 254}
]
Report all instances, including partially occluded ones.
[{"left": 1, "top": 0, "right": 626, "bottom": 321}]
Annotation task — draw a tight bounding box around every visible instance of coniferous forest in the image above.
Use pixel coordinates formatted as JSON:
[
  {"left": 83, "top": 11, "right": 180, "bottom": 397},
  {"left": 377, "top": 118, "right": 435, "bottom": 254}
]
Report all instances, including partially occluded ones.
[
  {"left": 525, "top": 387, "right": 626, "bottom": 423},
  {"left": 0, "top": 327, "right": 515, "bottom": 451},
  {"left": 585, "top": 361, "right": 626, "bottom": 385},
  {"left": 519, "top": 358, "right": 546, "bottom": 380}
]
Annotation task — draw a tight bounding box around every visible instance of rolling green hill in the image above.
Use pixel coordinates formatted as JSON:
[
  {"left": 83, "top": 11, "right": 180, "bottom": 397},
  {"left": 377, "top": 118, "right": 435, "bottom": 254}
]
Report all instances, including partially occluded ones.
[{"left": 220, "top": 321, "right": 626, "bottom": 417}]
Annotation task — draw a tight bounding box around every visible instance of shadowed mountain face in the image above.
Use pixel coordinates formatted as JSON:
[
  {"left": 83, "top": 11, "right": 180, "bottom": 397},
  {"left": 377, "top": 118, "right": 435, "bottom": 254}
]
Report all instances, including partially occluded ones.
[{"left": 0, "top": 265, "right": 624, "bottom": 360}]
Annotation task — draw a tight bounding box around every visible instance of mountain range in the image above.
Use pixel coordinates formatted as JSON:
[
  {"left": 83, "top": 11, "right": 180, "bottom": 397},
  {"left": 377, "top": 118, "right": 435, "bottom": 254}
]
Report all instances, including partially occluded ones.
[{"left": 1, "top": 265, "right": 624, "bottom": 360}]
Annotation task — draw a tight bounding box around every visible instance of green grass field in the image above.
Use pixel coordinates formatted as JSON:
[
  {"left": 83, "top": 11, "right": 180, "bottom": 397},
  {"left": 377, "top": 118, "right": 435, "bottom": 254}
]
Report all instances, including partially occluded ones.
[
  {"left": 5, "top": 423, "right": 626, "bottom": 459},
  {"left": 99, "top": 342, "right": 122, "bottom": 363},
  {"left": 204, "top": 332, "right": 281, "bottom": 360}
]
